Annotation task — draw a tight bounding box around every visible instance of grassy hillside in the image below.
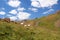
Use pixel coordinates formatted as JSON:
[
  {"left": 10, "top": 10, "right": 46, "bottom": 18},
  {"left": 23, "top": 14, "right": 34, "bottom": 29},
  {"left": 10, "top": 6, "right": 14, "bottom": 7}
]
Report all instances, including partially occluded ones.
[
  {"left": 0, "top": 11, "right": 60, "bottom": 40},
  {"left": 38, "top": 11, "right": 60, "bottom": 30}
]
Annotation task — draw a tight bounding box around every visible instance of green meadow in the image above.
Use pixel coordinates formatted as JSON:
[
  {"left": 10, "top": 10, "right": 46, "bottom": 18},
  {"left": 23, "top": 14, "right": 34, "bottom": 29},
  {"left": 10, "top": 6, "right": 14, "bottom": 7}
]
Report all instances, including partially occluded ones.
[{"left": 0, "top": 11, "right": 60, "bottom": 40}]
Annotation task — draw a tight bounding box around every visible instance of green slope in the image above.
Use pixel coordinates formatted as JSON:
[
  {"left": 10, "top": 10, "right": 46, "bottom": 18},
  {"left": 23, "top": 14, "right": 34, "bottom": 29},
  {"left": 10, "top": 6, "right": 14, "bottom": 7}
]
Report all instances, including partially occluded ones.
[
  {"left": 0, "top": 11, "right": 60, "bottom": 40},
  {"left": 38, "top": 11, "right": 60, "bottom": 30}
]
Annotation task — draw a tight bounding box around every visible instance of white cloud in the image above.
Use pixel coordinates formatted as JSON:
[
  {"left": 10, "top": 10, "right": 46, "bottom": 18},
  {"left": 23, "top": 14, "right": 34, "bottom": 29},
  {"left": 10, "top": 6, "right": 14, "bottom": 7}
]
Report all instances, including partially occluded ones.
[
  {"left": 31, "top": 1, "right": 40, "bottom": 8},
  {"left": 8, "top": 11, "right": 31, "bottom": 21},
  {"left": 43, "top": 9, "right": 54, "bottom": 14},
  {"left": 9, "top": 16, "right": 17, "bottom": 21},
  {"left": 31, "top": 0, "right": 58, "bottom": 8},
  {"left": 9, "top": 10, "right": 17, "bottom": 14},
  {"left": 8, "top": 7, "right": 31, "bottom": 21},
  {"left": 17, "top": 12, "right": 31, "bottom": 20},
  {"left": 28, "top": 8, "right": 38, "bottom": 12},
  {"left": 0, "top": 11, "right": 6, "bottom": 15},
  {"left": 7, "top": 0, "right": 21, "bottom": 7},
  {"left": 17, "top": 7, "right": 25, "bottom": 12}
]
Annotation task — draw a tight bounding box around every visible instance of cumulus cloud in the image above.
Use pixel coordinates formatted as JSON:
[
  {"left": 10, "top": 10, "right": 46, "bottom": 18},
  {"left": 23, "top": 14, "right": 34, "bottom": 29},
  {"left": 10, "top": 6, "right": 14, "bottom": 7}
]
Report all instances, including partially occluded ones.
[
  {"left": 8, "top": 9, "right": 31, "bottom": 21},
  {"left": 9, "top": 10, "right": 17, "bottom": 14},
  {"left": 0, "top": 11, "right": 6, "bottom": 15},
  {"left": 7, "top": 6, "right": 31, "bottom": 21},
  {"left": 17, "top": 7, "right": 26, "bottom": 12},
  {"left": 43, "top": 9, "right": 54, "bottom": 14},
  {"left": 7, "top": 0, "right": 21, "bottom": 7},
  {"left": 17, "top": 12, "right": 31, "bottom": 20},
  {"left": 28, "top": 8, "right": 38, "bottom": 12},
  {"left": 31, "top": 0, "right": 58, "bottom": 8},
  {"left": 9, "top": 16, "right": 17, "bottom": 21},
  {"left": 31, "top": 1, "right": 40, "bottom": 8}
]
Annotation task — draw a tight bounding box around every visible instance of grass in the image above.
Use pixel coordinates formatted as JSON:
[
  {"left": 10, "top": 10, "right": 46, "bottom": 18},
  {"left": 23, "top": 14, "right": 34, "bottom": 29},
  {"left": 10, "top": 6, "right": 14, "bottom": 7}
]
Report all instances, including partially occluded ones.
[{"left": 0, "top": 11, "right": 60, "bottom": 40}]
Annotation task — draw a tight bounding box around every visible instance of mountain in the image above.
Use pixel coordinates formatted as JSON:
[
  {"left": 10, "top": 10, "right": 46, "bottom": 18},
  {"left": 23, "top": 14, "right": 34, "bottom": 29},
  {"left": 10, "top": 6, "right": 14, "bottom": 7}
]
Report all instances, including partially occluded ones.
[{"left": 0, "top": 10, "right": 60, "bottom": 40}]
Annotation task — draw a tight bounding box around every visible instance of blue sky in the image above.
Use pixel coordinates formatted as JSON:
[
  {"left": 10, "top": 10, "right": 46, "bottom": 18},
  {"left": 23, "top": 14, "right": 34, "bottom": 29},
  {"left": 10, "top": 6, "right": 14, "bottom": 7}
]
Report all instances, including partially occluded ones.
[{"left": 0, "top": 0, "right": 60, "bottom": 21}]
